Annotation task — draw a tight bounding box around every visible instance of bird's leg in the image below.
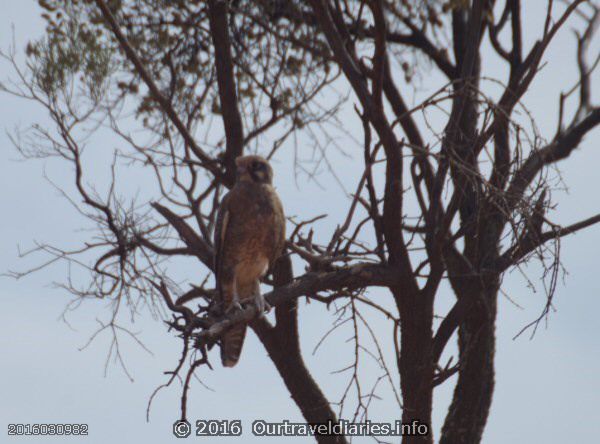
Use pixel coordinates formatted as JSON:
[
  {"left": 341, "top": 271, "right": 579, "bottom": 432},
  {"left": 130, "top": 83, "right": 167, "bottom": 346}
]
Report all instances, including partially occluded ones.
[
  {"left": 224, "top": 280, "right": 243, "bottom": 314},
  {"left": 249, "top": 280, "right": 270, "bottom": 316}
]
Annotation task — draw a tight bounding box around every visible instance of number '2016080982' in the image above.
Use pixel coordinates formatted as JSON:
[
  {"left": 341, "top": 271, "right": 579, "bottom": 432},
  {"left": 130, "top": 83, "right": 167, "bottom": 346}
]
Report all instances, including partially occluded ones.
[{"left": 7, "top": 423, "right": 88, "bottom": 435}]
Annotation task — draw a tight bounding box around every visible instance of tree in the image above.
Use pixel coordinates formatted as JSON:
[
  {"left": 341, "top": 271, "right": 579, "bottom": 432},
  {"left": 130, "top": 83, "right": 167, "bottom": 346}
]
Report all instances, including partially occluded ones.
[{"left": 2, "top": 0, "right": 599, "bottom": 443}]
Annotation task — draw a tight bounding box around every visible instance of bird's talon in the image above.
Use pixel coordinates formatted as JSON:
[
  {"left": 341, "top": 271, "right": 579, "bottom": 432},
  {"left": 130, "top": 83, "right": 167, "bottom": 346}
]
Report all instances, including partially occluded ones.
[
  {"left": 247, "top": 294, "right": 269, "bottom": 317},
  {"left": 226, "top": 301, "right": 243, "bottom": 315}
]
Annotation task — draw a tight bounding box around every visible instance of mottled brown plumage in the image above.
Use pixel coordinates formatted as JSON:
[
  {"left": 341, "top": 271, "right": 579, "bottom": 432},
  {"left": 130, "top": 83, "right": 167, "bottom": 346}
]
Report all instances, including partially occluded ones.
[{"left": 214, "top": 155, "right": 286, "bottom": 367}]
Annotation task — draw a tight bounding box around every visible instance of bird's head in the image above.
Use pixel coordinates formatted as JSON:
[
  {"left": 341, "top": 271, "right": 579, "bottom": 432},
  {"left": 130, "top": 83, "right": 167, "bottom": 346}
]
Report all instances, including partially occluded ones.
[{"left": 235, "top": 155, "right": 273, "bottom": 185}]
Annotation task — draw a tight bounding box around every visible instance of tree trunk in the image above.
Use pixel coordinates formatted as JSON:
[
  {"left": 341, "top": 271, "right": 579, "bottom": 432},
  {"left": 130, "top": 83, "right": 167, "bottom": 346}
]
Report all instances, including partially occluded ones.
[
  {"left": 396, "top": 287, "right": 434, "bottom": 444},
  {"left": 440, "top": 281, "right": 498, "bottom": 444}
]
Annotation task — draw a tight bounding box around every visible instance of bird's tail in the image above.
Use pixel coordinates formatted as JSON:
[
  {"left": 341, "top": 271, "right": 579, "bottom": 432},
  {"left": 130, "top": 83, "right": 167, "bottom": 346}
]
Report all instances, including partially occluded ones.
[{"left": 220, "top": 323, "right": 247, "bottom": 367}]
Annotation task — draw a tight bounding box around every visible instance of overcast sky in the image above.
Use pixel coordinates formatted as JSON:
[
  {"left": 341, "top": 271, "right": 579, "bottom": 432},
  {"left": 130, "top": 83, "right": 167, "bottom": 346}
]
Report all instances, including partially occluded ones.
[{"left": 1, "top": 2, "right": 599, "bottom": 443}]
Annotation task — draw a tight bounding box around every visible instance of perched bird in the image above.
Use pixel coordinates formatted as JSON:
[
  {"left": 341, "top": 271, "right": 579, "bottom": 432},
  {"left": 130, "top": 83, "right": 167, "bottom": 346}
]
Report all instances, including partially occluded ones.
[{"left": 214, "top": 155, "right": 286, "bottom": 367}]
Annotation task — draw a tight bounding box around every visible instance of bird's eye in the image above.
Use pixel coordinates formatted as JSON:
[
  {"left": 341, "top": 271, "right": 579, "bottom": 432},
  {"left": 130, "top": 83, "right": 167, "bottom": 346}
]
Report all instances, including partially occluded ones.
[{"left": 253, "top": 162, "right": 264, "bottom": 171}]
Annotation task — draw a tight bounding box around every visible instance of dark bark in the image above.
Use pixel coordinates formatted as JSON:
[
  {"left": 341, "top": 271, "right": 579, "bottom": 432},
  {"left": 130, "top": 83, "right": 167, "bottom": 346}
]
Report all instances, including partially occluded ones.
[
  {"left": 440, "top": 280, "right": 498, "bottom": 444},
  {"left": 396, "top": 288, "right": 434, "bottom": 444},
  {"left": 207, "top": 0, "right": 245, "bottom": 186},
  {"left": 438, "top": 5, "right": 496, "bottom": 442}
]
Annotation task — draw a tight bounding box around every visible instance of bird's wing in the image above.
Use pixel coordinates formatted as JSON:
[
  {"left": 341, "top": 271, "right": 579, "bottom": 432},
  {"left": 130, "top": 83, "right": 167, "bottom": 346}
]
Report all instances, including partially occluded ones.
[
  {"left": 271, "top": 190, "right": 287, "bottom": 265},
  {"left": 213, "top": 189, "right": 247, "bottom": 368},
  {"left": 214, "top": 191, "right": 231, "bottom": 303}
]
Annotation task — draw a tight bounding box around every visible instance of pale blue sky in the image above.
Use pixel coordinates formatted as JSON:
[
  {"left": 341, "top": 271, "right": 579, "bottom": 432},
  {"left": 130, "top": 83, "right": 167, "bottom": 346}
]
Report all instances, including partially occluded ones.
[{"left": 1, "top": 2, "right": 599, "bottom": 443}]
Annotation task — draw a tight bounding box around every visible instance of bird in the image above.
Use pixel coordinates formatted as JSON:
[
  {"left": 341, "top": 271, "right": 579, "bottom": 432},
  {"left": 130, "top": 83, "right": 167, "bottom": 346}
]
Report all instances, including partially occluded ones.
[{"left": 213, "top": 155, "right": 286, "bottom": 367}]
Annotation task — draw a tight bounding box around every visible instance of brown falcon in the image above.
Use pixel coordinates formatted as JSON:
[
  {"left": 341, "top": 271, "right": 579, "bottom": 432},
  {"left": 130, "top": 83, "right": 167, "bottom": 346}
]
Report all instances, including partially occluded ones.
[{"left": 214, "top": 155, "right": 286, "bottom": 367}]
